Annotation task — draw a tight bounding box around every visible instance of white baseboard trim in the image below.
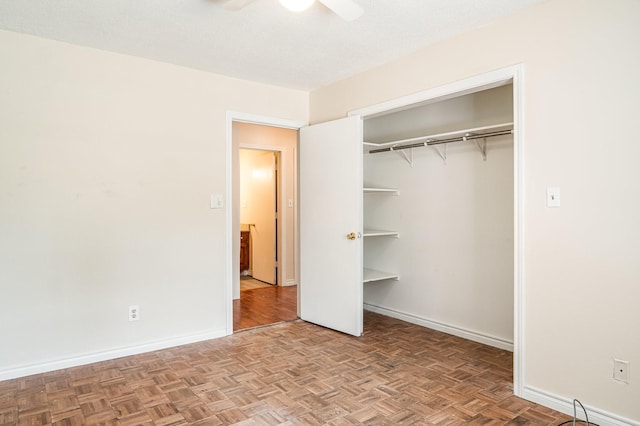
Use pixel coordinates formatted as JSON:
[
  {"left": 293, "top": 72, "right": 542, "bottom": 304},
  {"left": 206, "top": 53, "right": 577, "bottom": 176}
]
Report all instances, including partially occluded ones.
[
  {"left": 522, "top": 385, "right": 639, "bottom": 426},
  {"left": 282, "top": 279, "right": 297, "bottom": 287},
  {"left": 0, "top": 328, "right": 227, "bottom": 381},
  {"left": 364, "top": 303, "right": 513, "bottom": 351}
]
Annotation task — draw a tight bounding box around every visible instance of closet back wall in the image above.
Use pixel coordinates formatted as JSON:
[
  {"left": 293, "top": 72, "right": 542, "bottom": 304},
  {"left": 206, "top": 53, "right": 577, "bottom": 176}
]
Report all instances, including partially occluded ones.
[{"left": 363, "top": 86, "right": 514, "bottom": 348}]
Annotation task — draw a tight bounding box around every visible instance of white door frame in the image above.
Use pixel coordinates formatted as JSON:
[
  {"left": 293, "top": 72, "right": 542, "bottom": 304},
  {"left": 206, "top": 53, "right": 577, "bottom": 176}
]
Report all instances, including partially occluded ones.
[
  {"left": 349, "top": 64, "right": 525, "bottom": 397},
  {"left": 225, "top": 112, "right": 306, "bottom": 335}
]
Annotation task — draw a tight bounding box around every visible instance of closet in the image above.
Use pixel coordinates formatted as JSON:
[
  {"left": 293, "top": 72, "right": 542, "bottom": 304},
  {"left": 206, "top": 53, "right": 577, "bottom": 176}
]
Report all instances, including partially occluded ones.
[{"left": 300, "top": 80, "right": 514, "bottom": 347}]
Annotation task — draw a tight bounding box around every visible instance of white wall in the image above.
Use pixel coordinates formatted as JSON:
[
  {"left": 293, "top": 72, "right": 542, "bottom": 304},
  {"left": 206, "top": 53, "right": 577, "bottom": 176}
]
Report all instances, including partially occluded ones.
[
  {"left": 0, "top": 29, "right": 307, "bottom": 379},
  {"left": 363, "top": 86, "right": 514, "bottom": 349},
  {"left": 311, "top": 0, "right": 640, "bottom": 423},
  {"left": 232, "top": 123, "right": 298, "bottom": 299}
]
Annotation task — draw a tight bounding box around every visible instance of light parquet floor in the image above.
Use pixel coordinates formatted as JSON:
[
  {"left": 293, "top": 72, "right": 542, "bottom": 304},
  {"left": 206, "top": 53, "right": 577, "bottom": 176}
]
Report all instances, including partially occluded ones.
[{"left": 0, "top": 312, "right": 573, "bottom": 425}]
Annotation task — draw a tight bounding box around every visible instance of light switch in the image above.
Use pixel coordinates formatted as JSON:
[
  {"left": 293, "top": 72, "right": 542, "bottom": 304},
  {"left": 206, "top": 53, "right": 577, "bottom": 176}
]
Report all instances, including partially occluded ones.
[
  {"left": 210, "top": 194, "right": 224, "bottom": 209},
  {"left": 546, "top": 187, "right": 560, "bottom": 207}
]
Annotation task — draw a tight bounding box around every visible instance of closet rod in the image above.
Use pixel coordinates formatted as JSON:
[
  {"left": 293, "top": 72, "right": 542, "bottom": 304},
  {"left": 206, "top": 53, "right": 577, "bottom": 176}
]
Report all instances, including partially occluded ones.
[{"left": 368, "top": 129, "right": 513, "bottom": 154}]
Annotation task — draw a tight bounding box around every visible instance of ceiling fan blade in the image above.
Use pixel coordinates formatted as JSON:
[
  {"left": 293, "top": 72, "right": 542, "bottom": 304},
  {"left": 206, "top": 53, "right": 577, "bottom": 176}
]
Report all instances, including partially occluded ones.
[
  {"left": 318, "top": 0, "right": 363, "bottom": 21},
  {"left": 222, "top": 0, "right": 256, "bottom": 11}
]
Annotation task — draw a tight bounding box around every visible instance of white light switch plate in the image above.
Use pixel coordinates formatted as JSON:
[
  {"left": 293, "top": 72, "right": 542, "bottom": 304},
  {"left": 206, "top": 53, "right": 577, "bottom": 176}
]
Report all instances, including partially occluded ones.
[
  {"left": 547, "top": 187, "right": 560, "bottom": 207},
  {"left": 210, "top": 194, "right": 224, "bottom": 209}
]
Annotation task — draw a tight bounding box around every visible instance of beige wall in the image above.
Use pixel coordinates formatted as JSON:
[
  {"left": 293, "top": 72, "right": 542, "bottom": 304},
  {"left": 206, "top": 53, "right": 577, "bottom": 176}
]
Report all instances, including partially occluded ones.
[
  {"left": 310, "top": 0, "right": 640, "bottom": 422},
  {"left": 0, "top": 29, "right": 307, "bottom": 378}
]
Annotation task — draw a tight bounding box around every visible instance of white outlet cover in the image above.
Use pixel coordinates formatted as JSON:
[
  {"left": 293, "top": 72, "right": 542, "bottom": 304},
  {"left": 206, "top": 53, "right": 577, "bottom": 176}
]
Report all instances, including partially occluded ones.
[
  {"left": 128, "top": 305, "right": 140, "bottom": 321},
  {"left": 613, "top": 359, "right": 630, "bottom": 383}
]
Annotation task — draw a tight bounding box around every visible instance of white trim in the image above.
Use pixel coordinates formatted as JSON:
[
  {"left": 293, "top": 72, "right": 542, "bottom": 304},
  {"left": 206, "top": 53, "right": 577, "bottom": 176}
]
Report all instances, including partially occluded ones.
[
  {"left": 0, "top": 329, "right": 226, "bottom": 381},
  {"left": 522, "top": 386, "right": 640, "bottom": 426},
  {"left": 282, "top": 279, "right": 297, "bottom": 286},
  {"left": 225, "top": 111, "right": 306, "bottom": 335},
  {"left": 349, "top": 69, "right": 515, "bottom": 119},
  {"left": 364, "top": 303, "right": 513, "bottom": 351},
  {"left": 228, "top": 111, "right": 306, "bottom": 130},
  {"left": 225, "top": 111, "right": 235, "bottom": 335},
  {"left": 293, "top": 144, "right": 300, "bottom": 316},
  {"left": 349, "top": 64, "right": 524, "bottom": 396},
  {"left": 512, "top": 64, "right": 526, "bottom": 397}
]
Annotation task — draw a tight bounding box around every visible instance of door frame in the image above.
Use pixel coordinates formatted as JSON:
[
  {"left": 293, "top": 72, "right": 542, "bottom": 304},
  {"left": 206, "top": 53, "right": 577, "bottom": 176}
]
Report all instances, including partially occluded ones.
[
  {"left": 349, "top": 64, "right": 525, "bottom": 397},
  {"left": 225, "top": 112, "right": 306, "bottom": 335}
]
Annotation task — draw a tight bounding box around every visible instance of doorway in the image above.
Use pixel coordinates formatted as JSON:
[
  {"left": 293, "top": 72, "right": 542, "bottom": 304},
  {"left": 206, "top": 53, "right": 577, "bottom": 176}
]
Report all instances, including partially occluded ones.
[
  {"left": 230, "top": 119, "right": 301, "bottom": 332},
  {"left": 239, "top": 148, "right": 278, "bottom": 285}
]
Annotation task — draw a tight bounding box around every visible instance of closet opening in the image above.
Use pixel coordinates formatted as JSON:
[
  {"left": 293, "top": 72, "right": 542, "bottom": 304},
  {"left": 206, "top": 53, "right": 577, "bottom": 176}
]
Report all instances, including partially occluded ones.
[
  {"left": 349, "top": 68, "right": 523, "bottom": 396},
  {"left": 360, "top": 82, "right": 515, "bottom": 353}
]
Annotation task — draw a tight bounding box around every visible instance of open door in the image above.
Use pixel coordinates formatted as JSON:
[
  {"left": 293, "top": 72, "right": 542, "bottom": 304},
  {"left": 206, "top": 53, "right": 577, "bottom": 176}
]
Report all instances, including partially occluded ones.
[{"left": 299, "top": 116, "right": 363, "bottom": 336}]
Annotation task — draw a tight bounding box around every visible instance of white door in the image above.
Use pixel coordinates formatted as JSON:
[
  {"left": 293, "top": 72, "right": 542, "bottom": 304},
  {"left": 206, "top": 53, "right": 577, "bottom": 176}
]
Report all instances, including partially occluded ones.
[
  {"left": 246, "top": 150, "right": 277, "bottom": 284},
  {"left": 299, "top": 116, "right": 363, "bottom": 336}
]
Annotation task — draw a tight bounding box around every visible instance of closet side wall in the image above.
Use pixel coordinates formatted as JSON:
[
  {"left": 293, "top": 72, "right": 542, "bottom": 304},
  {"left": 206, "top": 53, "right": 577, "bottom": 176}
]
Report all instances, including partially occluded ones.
[{"left": 363, "top": 87, "right": 514, "bottom": 347}]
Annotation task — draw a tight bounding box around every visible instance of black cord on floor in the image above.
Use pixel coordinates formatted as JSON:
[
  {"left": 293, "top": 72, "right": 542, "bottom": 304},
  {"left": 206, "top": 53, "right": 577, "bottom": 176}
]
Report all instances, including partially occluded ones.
[{"left": 557, "top": 399, "right": 599, "bottom": 426}]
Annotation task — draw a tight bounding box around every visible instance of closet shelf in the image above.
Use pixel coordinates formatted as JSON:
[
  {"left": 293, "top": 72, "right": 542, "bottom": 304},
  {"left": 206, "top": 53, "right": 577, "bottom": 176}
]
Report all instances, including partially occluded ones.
[
  {"left": 363, "top": 228, "right": 399, "bottom": 238},
  {"left": 363, "top": 122, "right": 513, "bottom": 154},
  {"left": 363, "top": 268, "right": 399, "bottom": 283}
]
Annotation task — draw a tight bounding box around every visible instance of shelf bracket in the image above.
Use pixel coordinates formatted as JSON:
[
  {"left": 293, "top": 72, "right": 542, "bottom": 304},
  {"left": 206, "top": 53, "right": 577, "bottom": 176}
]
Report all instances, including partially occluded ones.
[
  {"left": 473, "top": 135, "right": 487, "bottom": 161},
  {"left": 432, "top": 142, "right": 447, "bottom": 164},
  {"left": 392, "top": 146, "right": 414, "bottom": 167}
]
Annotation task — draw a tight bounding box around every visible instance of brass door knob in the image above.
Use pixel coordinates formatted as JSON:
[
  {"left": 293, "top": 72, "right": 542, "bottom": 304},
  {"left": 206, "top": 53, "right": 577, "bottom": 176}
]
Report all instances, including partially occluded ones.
[{"left": 347, "top": 232, "right": 356, "bottom": 240}]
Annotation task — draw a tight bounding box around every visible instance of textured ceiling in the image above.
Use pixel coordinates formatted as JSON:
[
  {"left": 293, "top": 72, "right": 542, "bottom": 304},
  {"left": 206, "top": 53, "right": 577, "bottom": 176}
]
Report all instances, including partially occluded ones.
[{"left": 0, "top": 0, "right": 545, "bottom": 91}]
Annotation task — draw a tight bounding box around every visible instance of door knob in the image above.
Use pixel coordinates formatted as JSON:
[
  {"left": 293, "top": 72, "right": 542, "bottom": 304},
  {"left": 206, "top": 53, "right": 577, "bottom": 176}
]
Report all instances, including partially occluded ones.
[{"left": 347, "top": 232, "right": 356, "bottom": 240}]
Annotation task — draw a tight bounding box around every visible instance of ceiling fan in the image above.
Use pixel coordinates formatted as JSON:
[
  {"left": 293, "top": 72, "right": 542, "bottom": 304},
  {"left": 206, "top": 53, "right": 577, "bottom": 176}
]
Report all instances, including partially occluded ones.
[{"left": 222, "top": 0, "right": 364, "bottom": 22}]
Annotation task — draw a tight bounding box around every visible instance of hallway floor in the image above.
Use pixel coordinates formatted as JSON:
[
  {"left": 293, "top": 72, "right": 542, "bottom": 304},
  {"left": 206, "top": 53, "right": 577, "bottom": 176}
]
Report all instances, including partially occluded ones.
[{"left": 233, "top": 285, "right": 297, "bottom": 331}]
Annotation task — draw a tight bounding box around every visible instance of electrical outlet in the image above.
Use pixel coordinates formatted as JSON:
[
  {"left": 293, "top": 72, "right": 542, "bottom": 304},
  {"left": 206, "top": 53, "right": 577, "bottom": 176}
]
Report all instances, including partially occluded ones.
[
  {"left": 613, "top": 359, "right": 629, "bottom": 383},
  {"left": 128, "top": 305, "right": 140, "bottom": 322}
]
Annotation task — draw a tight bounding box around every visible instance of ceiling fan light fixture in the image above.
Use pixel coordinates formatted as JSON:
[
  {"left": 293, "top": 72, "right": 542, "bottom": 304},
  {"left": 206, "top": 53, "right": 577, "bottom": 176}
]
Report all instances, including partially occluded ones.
[{"left": 279, "top": 0, "right": 315, "bottom": 12}]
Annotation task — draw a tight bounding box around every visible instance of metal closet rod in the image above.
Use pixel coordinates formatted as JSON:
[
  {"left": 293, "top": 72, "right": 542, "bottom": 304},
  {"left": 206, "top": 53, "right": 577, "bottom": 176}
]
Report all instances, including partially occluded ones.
[{"left": 368, "top": 129, "right": 513, "bottom": 154}]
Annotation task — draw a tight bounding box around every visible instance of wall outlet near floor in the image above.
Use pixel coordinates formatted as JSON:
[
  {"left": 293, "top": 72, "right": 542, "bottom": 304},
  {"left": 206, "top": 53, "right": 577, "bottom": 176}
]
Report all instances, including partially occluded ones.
[
  {"left": 613, "top": 359, "right": 629, "bottom": 383},
  {"left": 128, "top": 305, "right": 140, "bottom": 322}
]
